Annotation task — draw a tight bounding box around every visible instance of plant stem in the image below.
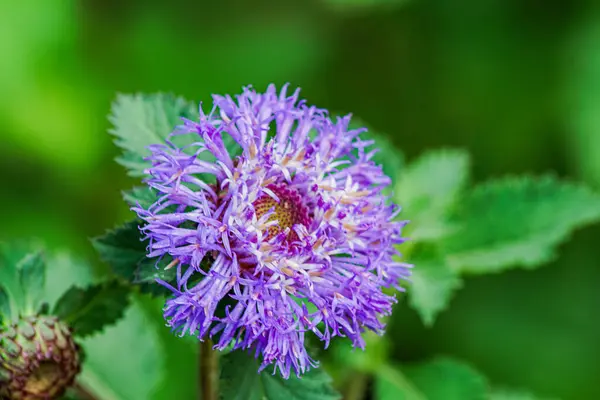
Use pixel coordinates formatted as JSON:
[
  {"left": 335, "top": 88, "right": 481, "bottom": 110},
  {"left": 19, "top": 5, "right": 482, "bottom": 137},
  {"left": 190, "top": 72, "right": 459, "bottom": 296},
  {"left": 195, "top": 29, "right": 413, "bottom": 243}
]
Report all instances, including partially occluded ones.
[
  {"left": 200, "top": 338, "right": 218, "bottom": 400},
  {"left": 343, "top": 371, "right": 369, "bottom": 400},
  {"left": 72, "top": 381, "right": 100, "bottom": 400}
]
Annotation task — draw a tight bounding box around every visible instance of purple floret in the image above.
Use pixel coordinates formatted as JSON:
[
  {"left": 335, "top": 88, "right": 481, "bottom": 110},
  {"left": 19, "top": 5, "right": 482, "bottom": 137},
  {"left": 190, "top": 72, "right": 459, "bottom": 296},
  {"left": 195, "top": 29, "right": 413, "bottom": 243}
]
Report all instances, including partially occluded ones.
[{"left": 133, "top": 84, "right": 411, "bottom": 378}]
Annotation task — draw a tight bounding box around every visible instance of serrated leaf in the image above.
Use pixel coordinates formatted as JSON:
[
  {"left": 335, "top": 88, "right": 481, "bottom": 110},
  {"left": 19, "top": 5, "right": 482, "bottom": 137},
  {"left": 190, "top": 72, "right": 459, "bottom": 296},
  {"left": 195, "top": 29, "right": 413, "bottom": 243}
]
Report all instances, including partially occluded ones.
[
  {"left": 396, "top": 149, "right": 470, "bottom": 241},
  {"left": 92, "top": 221, "right": 177, "bottom": 295},
  {"left": 375, "top": 358, "right": 488, "bottom": 400},
  {"left": 220, "top": 350, "right": 340, "bottom": 400},
  {"left": 109, "top": 93, "right": 242, "bottom": 178},
  {"left": 123, "top": 186, "right": 158, "bottom": 209},
  {"left": 116, "top": 151, "right": 152, "bottom": 178},
  {"left": 92, "top": 220, "right": 146, "bottom": 279},
  {"left": 443, "top": 176, "right": 600, "bottom": 274},
  {"left": 109, "top": 93, "right": 199, "bottom": 176},
  {"left": 18, "top": 250, "right": 45, "bottom": 314},
  {"left": 53, "top": 280, "right": 130, "bottom": 338},
  {"left": 408, "top": 247, "right": 462, "bottom": 326},
  {"left": 135, "top": 257, "right": 177, "bottom": 288},
  {"left": 490, "top": 388, "right": 558, "bottom": 400}
]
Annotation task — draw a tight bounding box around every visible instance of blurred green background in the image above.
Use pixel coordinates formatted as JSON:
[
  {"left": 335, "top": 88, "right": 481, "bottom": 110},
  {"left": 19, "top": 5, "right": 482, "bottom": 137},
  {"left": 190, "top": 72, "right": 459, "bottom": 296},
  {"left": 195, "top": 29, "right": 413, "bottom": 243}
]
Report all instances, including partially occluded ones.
[{"left": 2, "top": 0, "right": 600, "bottom": 399}]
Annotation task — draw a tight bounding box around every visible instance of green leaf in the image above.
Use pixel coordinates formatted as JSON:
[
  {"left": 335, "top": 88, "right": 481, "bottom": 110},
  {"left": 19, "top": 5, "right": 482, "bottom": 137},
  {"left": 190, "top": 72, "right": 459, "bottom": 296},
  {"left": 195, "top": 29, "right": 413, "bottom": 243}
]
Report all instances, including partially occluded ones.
[
  {"left": 92, "top": 221, "right": 176, "bottom": 294},
  {"left": 349, "top": 117, "right": 404, "bottom": 183},
  {"left": 123, "top": 186, "right": 158, "bottom": 210},
  {"left": 443, "top": 176, "right": 600, "bottom": 274},
  {"left": 566, "top": 15, "right": 600, "bottom": 188},
  {"left": 140, "top": 297, "right": 199, "bottom": 400},
  {"left": 369, "top": 132, "right": 404, "bottom": 185},
  {"left": 36, "top": 302, "right": 49, "bottom": 315},
  {"left": 42, "top": 251, "right": 95, "bottom": 309},
  {"left": 136, "top": 257, "right": 177, "bottom": 289},
  {"left": 92, "top": 221, "right": 146, "bottom": 280},
  {"left": 61, "top": 389, "right": 83, "bottom": 400},
  {"left": 109, "top": 93, "right": 199, "bottom": 176},
  {"left": 490, "top": 388, "right": 558, "bottom": 400},
  {"left": 408, "top": 247, "right": 462, "bottom": 326},
  {"left": 375, "top": 358, "right": 488, "bottom": 400},
  {"left": 330, "top": 331, "right": 389, "bottom": 374},
  {"left": 0, "top": 241, "right": 46, "bottom": 320},
  {"left": 396, "top": 149, "right": 470, "bottom": 241},
  {"left": 221, "top": 350, "right": 340, "bottom": 400},
  {"left": 403, "top": 358, "right": 488, "bottom": 400},
  {"left": 375, "top": 364, "right": 426, "bottom": 400},
  {"left": 0, "top": 286, "right": 10, "bottom": 326},
  {"left": 18, "top": 250, "right": 45, "bottom": 314},
  {"left": 52, "top": 280, "right": 130, "bottom": 338},
  {"left": 77, "top": 296, "right": 165, "bottom": 400},
  {"left": 109, "top": 93, "right": 242, "bottom": 178}
]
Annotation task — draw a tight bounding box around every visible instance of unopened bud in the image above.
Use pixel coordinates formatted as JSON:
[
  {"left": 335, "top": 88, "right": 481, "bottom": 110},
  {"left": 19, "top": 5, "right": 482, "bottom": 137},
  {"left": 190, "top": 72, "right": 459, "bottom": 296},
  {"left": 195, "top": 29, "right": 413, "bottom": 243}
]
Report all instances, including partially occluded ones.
[{"left": 0, "top": 315, "right": 81, "bottom": 399}]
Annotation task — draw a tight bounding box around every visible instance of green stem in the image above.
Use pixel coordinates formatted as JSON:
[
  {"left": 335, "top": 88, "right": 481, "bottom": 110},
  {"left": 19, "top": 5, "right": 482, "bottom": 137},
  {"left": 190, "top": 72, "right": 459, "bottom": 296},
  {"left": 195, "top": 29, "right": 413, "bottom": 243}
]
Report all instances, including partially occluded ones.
[
  {"left": 200, "top": 339, "right": 218, "bottom": 400},
  {"left": 72, "top": 381, "right": 101, "bottom": 400},
  {"left": 342, "top": 371, "right": 369, "bottom": 400}
]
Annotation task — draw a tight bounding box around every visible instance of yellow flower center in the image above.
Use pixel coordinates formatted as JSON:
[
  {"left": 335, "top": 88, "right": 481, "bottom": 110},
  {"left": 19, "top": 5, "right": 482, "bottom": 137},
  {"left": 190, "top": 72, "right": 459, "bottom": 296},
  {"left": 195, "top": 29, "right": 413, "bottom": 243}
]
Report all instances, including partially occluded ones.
[{"left": 253, "top": 184, "right": 309, "bottom": 241}]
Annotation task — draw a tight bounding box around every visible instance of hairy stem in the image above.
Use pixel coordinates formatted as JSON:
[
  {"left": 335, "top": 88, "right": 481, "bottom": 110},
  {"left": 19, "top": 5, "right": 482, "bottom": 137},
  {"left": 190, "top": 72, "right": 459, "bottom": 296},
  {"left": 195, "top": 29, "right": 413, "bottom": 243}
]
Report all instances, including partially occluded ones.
[{"left": 200, "top": 339, "right": 218, "bottom": 400}]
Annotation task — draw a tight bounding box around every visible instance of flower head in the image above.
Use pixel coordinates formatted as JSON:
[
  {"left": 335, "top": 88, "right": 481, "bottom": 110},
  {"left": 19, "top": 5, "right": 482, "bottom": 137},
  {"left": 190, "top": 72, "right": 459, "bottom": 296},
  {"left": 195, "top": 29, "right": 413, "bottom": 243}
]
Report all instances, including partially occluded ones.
[
  {"left": 134, "top": 84, "right": 410, "bottom": 378},
  {"left": 0, "top": 315, "right": 81, "bottom": 399}
]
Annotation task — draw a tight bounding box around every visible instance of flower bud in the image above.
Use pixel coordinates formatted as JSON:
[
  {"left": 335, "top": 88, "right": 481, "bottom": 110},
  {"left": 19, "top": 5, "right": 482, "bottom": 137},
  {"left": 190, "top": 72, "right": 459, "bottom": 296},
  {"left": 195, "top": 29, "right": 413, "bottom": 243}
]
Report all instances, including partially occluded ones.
[{"left": 0, "top": 315, "right": 81, "bottom": 399}]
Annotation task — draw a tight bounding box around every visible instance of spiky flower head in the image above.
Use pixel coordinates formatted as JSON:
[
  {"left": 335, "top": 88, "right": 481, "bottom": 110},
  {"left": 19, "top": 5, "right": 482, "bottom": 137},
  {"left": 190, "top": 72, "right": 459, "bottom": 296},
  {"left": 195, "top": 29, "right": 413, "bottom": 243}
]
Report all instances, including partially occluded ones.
[
  {"left": 0, "top": 315, "right": 81, "bottom": 399},
  {"left": 134, "top": 84, "right": 410, "bottom": 378}
]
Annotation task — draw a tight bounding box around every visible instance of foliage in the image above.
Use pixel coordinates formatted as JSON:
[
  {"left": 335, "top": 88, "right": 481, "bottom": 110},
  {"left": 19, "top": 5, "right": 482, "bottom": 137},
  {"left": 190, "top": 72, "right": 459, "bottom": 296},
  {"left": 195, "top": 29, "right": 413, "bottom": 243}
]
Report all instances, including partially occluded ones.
[
  {"left": 109, "top": 93, "right": 199, "bottom": 177},
  {"left": 375, "top": 358, "right": 488, "bottom": 400},
  {"left": 0, "top": 243, "right": 131, "bottom": 337},
  {"left": 395, "top": 150, "right": 600, "bottom": 325},
  {"left": 5, "top": 88, "right": 600, "bottom": 398},
  {"left": 221, "top": 350, "right": 340, "bottom": 400},
  {"left": 53, "top": 280, "right": 130, "bottom": 338},
  {"left": 92, "top": 221, "right": 177, "bottom": 296},
  {"left": 6, "top": 0, "right": 600, "bottom": 397}
]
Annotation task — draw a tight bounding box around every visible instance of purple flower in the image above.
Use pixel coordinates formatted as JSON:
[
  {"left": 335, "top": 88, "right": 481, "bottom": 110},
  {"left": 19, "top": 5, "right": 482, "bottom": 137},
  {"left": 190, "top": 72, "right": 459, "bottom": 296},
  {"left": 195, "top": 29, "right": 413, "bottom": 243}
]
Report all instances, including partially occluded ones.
[{"left": 134, "top": 84, "right": 410, "bottom": 378}]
